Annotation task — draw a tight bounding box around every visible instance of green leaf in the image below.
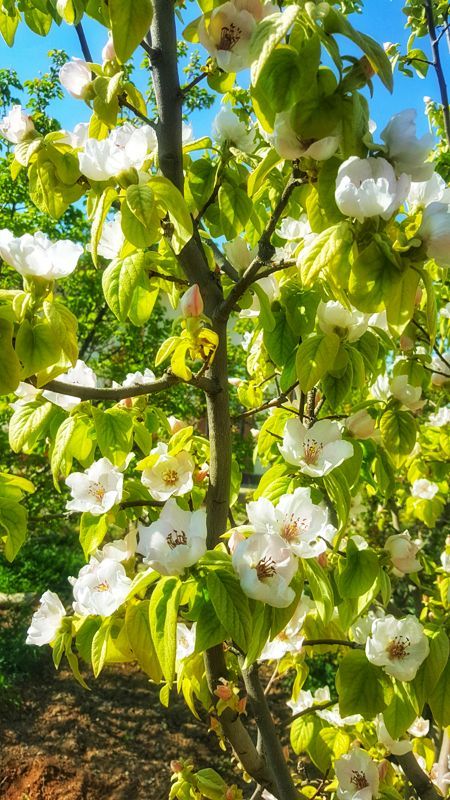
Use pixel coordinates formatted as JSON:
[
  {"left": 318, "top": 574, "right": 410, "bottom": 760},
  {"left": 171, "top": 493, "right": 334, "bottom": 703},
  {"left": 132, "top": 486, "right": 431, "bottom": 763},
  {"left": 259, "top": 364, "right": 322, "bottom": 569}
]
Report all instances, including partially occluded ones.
[
  {"left": 148, "top": 176, "right": 193, "bottom": 254},
  {"left": 91, "top": 186, "right": 118, "bottom": 267},
  {"left": 92, "top": 406, "right": 133, "bottom": 466},
  {"left": 263, "top": 310, "right": 297, "bottom": 368},
  {"left": 414, "top": 629, "right": 450, "bottom": 711},
  {"left": 0, "top": 317, "right": 21, "bottom": 394},
  {"left": 206, "top": 570, "right": 252, "bottom": 652},
  {"left": 323, "top": 469, "right": 351, "bottom": 531},
  {"left": 149, "top": 576, "right": 181, "bottom": 687},
  {"left": 383, "top": 681, "right": 419, "bottom": 739},
  {"left": 254, "top": 45, "right": 303, "bottom": 114},
  {"left": 385, "top": 268, "right": 420, "bottom": 334},
  {"left": 121, "top": 188, "right": 160, "bottom": 249},
  {"left": 291, "top": 714, "right": 323, "bottom": 756},
  {"left": 102, "top": 251, "right": 146, "bottom": 322},
  {"left": 380, "top": 409, "right": 416, "bottom": 466},
  {"left": 91, "top": 619, "right": 112, "bottom": 678},
  {"left": 299, "top": 222, "right": 353, "bottom": 286},
  {"left": 9, "top": 400, "right": 55, "bottom": 453},
  {"left": 296, "top": 333, "right": 340, "bottom": 392},
  {"left": 429, "top": 658, "right": 450, "bottom": 727},
  {"left": 253, "top": 462, "right": 296, "bottom": 503},
  {"left": 109, "top": 0, "right": 153, "bottom": 63},
  {"left": 194, "top": 600, "right": 227, "bottom": 653},
  {"left": 0, "top": 497, "right": 27, "bottom": 561},
  {"left": 250, "top": 5, "right": 299, "bottom": 84},
  {"left": 314, "top": 726, "right": 352, "bottom": 772},
  {"left": 125, "top": 600, "right": 162, "bottom": 682},
  {"left": 304, "top": 559, "right": 334, "bottom": 625},
  {"left": 15, "top": 319, "right": 62, "bottom": 378},
  {"left": 248, "top": 149, "right": 282, "bottom": 197},
  {"left": 336, "top": 650, "right": 393, "bottom": 718},
  {"left": 323, "top": 8, "right": 393, "bottom": 91},
  {"left": 50, "top": 415, "right": 77, "bottom": 486},
  {"left": 336, "top": 540, "right": 379, "bottom": 599},
  {"left": 0, "top": 5, "right": 20, "bottom": 46},
  {"left": 218, "top": 183, "right": 252, "bottom": 240},
  {"left": 80, "top": 512, "right": 108, "bottom": 560}
]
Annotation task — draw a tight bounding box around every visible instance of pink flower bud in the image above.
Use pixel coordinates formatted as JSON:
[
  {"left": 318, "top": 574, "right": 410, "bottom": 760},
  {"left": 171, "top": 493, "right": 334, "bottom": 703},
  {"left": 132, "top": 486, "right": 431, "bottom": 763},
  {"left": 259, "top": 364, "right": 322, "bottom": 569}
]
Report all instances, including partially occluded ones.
[
  {"left": 215, "top": 683, "right": 233, "bottom": 701},
  {"left": 237, "top": 697, "right": 247, "bottom": 714},
  {"left": 102, "top": 33, "right": 116, "bottom": 63},
  {"left": 228, "top": 530, "right": 245, "bottom": 554},
  {"left": 378, "top": 760, "right": 390, "bottom": 782},
  {"left": 170, "top": 760, "right": 183, "bottom": 774},
  {"left": 167, "top": 415, "right": 188, "bottom": 434},
  {"left": 180, "top": 284, "right": 204, "bottom": 317},
  {"left": 400, "top": 335, "right": 414, "bottom": 351},
  {"left": 317, "top": 552, "right": 328, "bottom": 568}
]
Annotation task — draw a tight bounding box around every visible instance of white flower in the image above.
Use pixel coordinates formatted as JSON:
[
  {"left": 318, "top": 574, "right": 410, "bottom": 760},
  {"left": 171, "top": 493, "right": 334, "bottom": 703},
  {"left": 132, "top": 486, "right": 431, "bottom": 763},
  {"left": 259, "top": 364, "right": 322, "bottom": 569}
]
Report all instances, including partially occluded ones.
[
  {"left": 0, "top": 104, "right": 35, "bottom": 143},
  {"left": 93, "top": 531, "right": 137, "bottom": 563},
  {"left": 176, "top": 622, "right": 196, "bottom": 663},
  {"left": 279, "top": 214, "right": 312, "bottom": 241},
  {"left": 102, "top": 32, "right": 116, "bottom": 63},
  {"left": 26, "top": 591, "right": 66, "bottom": 646},
  {"left": 198, "top": 0, "right": 276, "bottom": 73},
  {"left": 411, "top": 478, "right": 439, "bottom": 500},
  {"left": 407, "top": 172, "right": 450, "bottom": 211},
  {"left": 440, "top": 303, "right": 450, "bottom": 319},
  {"left": 59, "top": 57, "right": 92, "bottom": 99},
  {"left": 141, "top": 443, "right": 194, "bottom": 501},
  {"left": 430, "top": 353, "right": 450, "bottom": 386},
  {"left": 246, "top": 487, "right": 335, "bottom": 559},
  {"left": 385, "top": 533, "right": 421, "bottom": 574},
  {"left": 375, "top": 714, "right": 412, "bottom": 755},
  {"left": 10, "top": 381, "right": 39, "bottom": 411},
  {"left": 381, "top": 109, "right": 434, "bottom": 182},
  {"left": 42, "top": 359, "right": 97, "bottom": 411},
  {"left": 137, "top": 499, "right": 207, "bottom": 575},
  {"left": 59, "top": 122, "right": 89, "bottom": 149},
  {"left": 366, "top": 614, "right": 429, "bottom": 681},
  {"left": 351, "top": 608, "right": 386, "bottom": 645},
  {"left": 408, "top": 717, "right": 430, "bottom": 738},
  {"left": 287, "top": 686, "right": 330, "bottom": 715},
  {"left": 70, "top": 557, "right": 132, "bottom": 616},
  {"left": 79, "top": 122, "right": 157, "bottom": 181},
  {"left": 390, "top": 375, "right": 424, "bottom": 411},
  {"left": 232, "top": 532, "right": 297, "bottom": 608},
  {"left": 240, "top": 274, "right": 279, "bottom": 318},
  {"left": 370, "top": 374, "right": 390, "bottom": 403},
  {"left": 441, "top": 544, "right": 450, "bottom": 572},
  {"left": 368, "top": 311, "right": 389, "bottom": 332},
  {"left": 335, "top": 748, "right": 379, "bottom": 800},
  {"left": 318, "top": 703, "right": 363, "bottom": 728},
  {"left": 317, "top": 301, "right": 368, "bottom": 342},
  {"left": 0, "top": 229, "right": 83, "bottom": 281},
  {"left": 223, "top": 237, "right": 257, "bottom": 273},
  {"left": 97, "top": 213, "right": 125, "bottom": 260},
  {"left": 122, "top": 368, "right": 156, "bottom": 388},
  {"left": 345, "top": 410, "right": 376, "bottom": 440},
  {"left": 419, "top": 202, "right": 450, "bottom": 267},
  {"left": 335, "top": 156, "right": 410, "bottom": 222},
  {"left": 212, "top": 107, "right": 256, "bottom": 153},
  {"left": 267, "top": 111, "right": 340, "bottom": 161},
  {"left": 429, "top": 406, "right": 450, "bottom": 427},
  {"left": 259, "top": 594, "right": 313, "bottom": 660},
  {"left": 279, "top": 418, "right": 354, "bottom": 477},
  {"left": 65, "top": 457, "right": 124, "bottom": 515}
]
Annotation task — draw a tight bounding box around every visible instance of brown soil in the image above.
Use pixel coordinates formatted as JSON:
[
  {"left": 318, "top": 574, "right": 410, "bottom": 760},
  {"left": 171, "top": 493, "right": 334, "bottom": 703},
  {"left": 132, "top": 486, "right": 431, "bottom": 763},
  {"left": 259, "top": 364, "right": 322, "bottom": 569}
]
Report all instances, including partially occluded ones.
[{"left": 0, "top": 661, "right": 243, "bottom": 800}]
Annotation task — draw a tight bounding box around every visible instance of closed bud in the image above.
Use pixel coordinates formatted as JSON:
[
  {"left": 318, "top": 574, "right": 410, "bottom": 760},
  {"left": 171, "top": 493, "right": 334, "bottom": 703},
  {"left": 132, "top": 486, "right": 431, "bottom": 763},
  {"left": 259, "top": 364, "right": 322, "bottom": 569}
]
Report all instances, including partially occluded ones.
[
  {"left": 117, "top": 167, "right": 140, "bottom": 188},
  {"left": 180, "top": 284, "right": 204, "bottom": 318},
  {"left": 170, "top": 760, "right": 183, "bottom": 774},
  {"left": 214, "top": 683, "right": 233, "bottom": 701},
  {"left": 102, "top": 32, "right": 116, "bottom": 63},
  {"left": 346, "top": 409, "right": 376, "bottom": 439},
  {"left": 59, "top": 58, "right": 92, "bottom": 100}
]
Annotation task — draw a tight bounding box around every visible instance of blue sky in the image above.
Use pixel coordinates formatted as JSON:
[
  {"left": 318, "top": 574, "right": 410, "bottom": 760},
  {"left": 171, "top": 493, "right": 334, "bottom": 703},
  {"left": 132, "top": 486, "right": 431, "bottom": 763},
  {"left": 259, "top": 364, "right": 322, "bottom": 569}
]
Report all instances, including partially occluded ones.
[{"left": 0, "top": 0, "right": 436, "bottom": 138}]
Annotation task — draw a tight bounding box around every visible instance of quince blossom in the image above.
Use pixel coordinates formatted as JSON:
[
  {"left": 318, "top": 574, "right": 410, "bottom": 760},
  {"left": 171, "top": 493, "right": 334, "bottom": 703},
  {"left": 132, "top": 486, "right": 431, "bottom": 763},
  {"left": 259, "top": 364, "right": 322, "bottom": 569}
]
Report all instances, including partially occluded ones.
[
  {"left": 407, "top": 171, "right": 450, "bottom": 211},
  {"left": 180, "top": 284, "right": 204, "bottom": 318},
  {"left": 97, "top": 213, "right": 125, "bottom": 260},
  {"left": 384, "top": 532, "right": 421, "bottom": 575},
  {"left": 141, "top": 443, "right": 194, "bottom": 501},
  {"left": 335, "top": 748, "right": 380, "bottom": 800},
  {"left": 59, "top": 57, "right": 92, "bottom": 99},
  {"left": 408, "top": 717, "right": 430, "bottom": 738},
  {"left": 65, "top": 457, "right": 124, "bottom": 515},
  {"left": 335, "top": 156, "right": 410, "bottom": 222},
  {"left": 0, "top": 104, "right": 35, "bottom": 143},
  {"left": 279, "top": 418, "right": 354, "bottom": 477},
  {"left": 287, "top": 686, "right": 330, "bottom": 716},
  {"left": 260, "top": 593, "right": 313, "bottom": 660},
  {"left": 232, "top": 532, "right": 297, "bottom": 607},
  {"left": 198, "top": 0, "right": 276, "bottom": 73},
  {"left": 345, "top": 410, "right": 377, "bottom": 440},
  {"left": 223, "top": 237, "right": 257, "bottom": 273},
  {"left": 317, "top": 301, "right": 369, "bottom": 342},
  {"left": 419, "top": 202, "right": 450, "bottom": 267},
  {"left": 246, "top": 487, "right": 336, "bottom": 559},
  {"left": 176, "top": 622, "right": 196, "bottom": 664},
  {"left": 430, "top": 352, "right": 450, "bottom": 386},
  {"left": 26, "top": 591, "right": 66, "bottom": 646},
  {"left": 411, "top": 478, "right": 439, "bottom": 500},
  {"left": 102, "top": 32, "right": 116, "bottom": 63},
  {"left": 0, "top": 229, "right": 83, "bottom": 281},
  {"left": 381, "top": 109, "right": 434, "bottom": 182},
  {"left": 429, "top": 406, "right": 450, "bottom": 427},
  {"left": 240, "top": 274, "right": 280, "bottom": 318},
  {"left": 92, "top": 531, "right": 137, "bottom": 564},
  {"left": 42, "top": 359, "right": 97, "bottom": 411},
  {"left": 78, "top": 122, "right": 157, "bottom": 181},
  {"left": 365, "top": 614, "right": 429, "bottom": 681},
  {"left": 137, "top": 498, "right": 207, "bottom": 575},
  {"left": 390, "top": 375, "right": 424, "bottom": 411},
  {"left": 268, "top": 111, "right": 340, "bottom": 161},
  {"left": 70, "top": 557, "right": 132, "bottom": 616},
  {"left": 375, "top": 714, "right": 412, "bottom": 755},
  {"left": 212, "top": 107, "right": 256, "bottom": 153}
]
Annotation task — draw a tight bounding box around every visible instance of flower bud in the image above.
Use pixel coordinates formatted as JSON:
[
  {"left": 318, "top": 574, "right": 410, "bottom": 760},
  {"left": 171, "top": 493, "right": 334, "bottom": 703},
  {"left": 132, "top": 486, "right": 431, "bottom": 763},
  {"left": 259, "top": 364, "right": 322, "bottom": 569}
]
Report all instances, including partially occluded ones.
[
  {"left": 0, "top": 105, "right": 35, "bottom": 144},
  {"left": 346, "top": 409, "right": 376, "bottom": 439},
  {"left": 59, "top": 58, "right": 92, "bottom": 99},
  {"left": 400, "top": 335, "right": 414, "bottom": 351},
  {"left": 170, "top": 760, "right": 183, "bottom": 774},
  {"left": 214, "top": 683, "right": 233, "bottom": 701},
  {"left": 228, "top": 530, "right": 245, "bottom": 554},
  {"left": 167, "top": 415, "right": 188, "bottom": 435},
  {"left": 180, "top": 284, "right": 204, "bottom": 317},
  {"left": 102, "top": 32, "right": 116, "bottom": 63}
]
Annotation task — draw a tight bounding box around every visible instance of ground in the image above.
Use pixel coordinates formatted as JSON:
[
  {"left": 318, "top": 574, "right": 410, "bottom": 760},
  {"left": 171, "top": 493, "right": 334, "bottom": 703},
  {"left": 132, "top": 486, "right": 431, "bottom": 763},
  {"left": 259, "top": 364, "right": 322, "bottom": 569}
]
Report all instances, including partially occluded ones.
[{"left": 0, "top": 660, "right": 244, "bottom": 800}]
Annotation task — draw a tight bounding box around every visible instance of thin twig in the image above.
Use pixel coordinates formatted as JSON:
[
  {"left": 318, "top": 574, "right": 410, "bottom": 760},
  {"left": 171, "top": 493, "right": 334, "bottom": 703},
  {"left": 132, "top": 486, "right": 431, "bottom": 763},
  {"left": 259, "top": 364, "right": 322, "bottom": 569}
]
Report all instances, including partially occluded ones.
[
  {"left": 147, "top": 269, "right": 189, "bottom": 285},
  {"left": 302, "top": 639, "right": 362, "bottom": 649},
  {"left": 232, "top": 382, "right": 299, "bottom": 420},
  {"left": 395, "top": 751, "right": 442, "bottom": 800},
  {"left": 180, "top": 71, "right": 209, "bottom": 96},
  {"left": 119, "top": 95, "right": 157, "bottom": 130},
  {"left": 424, "top": 0, "right": 450, "bottom": 147},
  {"left": 38, "top": 371, "right": 220, "bottom": 401},
  {"left": 411, "top": 319, "right": 450, "bottom": 369},
  {"left": 75, "top": 22, "right": 93, "bottom": 62},
  {"left": 289, "top": 700, "right": 335, "bottom": 725}
]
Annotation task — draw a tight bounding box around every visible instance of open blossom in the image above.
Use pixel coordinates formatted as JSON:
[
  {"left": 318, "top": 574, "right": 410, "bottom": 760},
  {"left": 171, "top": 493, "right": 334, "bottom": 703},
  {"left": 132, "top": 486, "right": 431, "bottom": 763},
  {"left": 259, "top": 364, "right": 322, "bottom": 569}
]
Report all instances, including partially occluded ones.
[
  {"left": 59, "top": 57, "right": 92, "bottom": 99},
  {"left": 59, "top": 122, "right": 89, "bottom": 150},
  {"left": 280, "top": 418, "right": 354, "bottom": 478},
  {"left": 78, "top": 122, "right": 157, "bottom": 181},
  {"left": 137, "top": 499, "right": 207, "bottom": 575},
  {"left": 287, "top": 686, "right": 330, "bottom": 715},
  {"left": 335, "top": 156, "right": 410, "bottom": 222},
  {"left": 381, "top": 109, "right": 434, "bottom": 182},
  {"left": 223, "top": 237, "right": 256, "bottom": 274},
  {"left": 93, "top": 531, "right": 137, "bottom": 564},
  {"left": 180, "top": 284, "right": 204, "bottom": 318},
  {"left": 390, "top": 375, "right": 424, "bottom": 411},
  {"left": 42, "top": 359, "right": 97, "bottom": 411},
  {"left": 408, "top": 717, "right": 430, "bottom": 738},
  {"left": 375, "top": 714, "right": 412, "bottom": 755},
  {"left": 366, "top": 614, "right": 429, "bottom": 681},
  {"left": 198, "top": 0, "right": 276, "bottom": 73},
  {"left": 317, "top": 301, "right": 368, "bottom": 342},
  {"left": 351, "top": 608, "right": 386, "bottom": 645},
  {"left": 176, "top": 622, "right": 196, "bottom": 664},
  {"left": 407, "top": 171, "right": 450, "bottom": 211},
  {"left": 212, "top": 107, "right": 256, "bottom": 153},
  {"left": 335, "top": 748, "right": 380, "bottom": 800},
  {"left": 419, "top": 202, "right": 450, "bottom": 267},
  {"left": 429, "top": 406, "right": 450, "bottom": 427},
  {"left": 70, "top": 557, "right": 132, "bottom": 616},
  {"left": 385, "top": 533, "right": 421, "bottom": 574},
  {"left": 246, "top": 487, "right": 335, "bottom": 559},
  {"left": 26, "top": 591, "right": 66, "bottom": 646},
  {"left": 345, "top": 410, "right": 376, "bottom": 440},
  {"left": 0, "top": 104, "right": 35, "bottom": 143},
  {"left": 411, "top": 478, "right": 439, "bottom": 500},
  {"left": 97, "top": 213, "right": 125, "bottom": 260},
  {"left": 121, "top": 368, "right": 156, "bottom": 388},
  {"left": 431, "top": 352, "right": 450, "bottom": 386},
  {"left": 232, "top": 533, "right": 297, "bottom": 607},
  {"left": 0, "top": 229, "right": 83, "bottom": 281},
  {"left": 265, "top": 111, "right": 339, "bottom": 161},
  {"left": 65, "top": 457, "right": 124, "bottom": 515},
  {"left": 141, "top": 443, "right": 194, "bottom": 501}
]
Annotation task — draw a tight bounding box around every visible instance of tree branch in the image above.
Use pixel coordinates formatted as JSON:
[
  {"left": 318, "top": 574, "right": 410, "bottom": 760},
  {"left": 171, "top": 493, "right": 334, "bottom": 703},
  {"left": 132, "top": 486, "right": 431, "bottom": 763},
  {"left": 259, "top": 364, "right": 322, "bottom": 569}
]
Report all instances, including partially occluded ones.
[
  {"left": 119, "top": 95, "right": 157, "bottom": 130},
  {"left": 232, "top": 382, "right": 299, "bottom": 420},
  {"left": 302, "top": 639, "right": 363, "bottom": 649},
  {"left": 395, "top": 751, "right": 442, "bottom": 800},
  {"left": 180, "top": 71, "right": 209, "bottom": 96},
  {"left": 424, "top": 0, "right": 450, "bottom": 147},
  {"left": 289, "top": 700, "right": 335, "bottom": 724},
  {"left": 39, "top": 371, "right": 220, "bottom": 401},
  {"left": 75, "top": 22, "right": 92, "bottom": 62}
]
